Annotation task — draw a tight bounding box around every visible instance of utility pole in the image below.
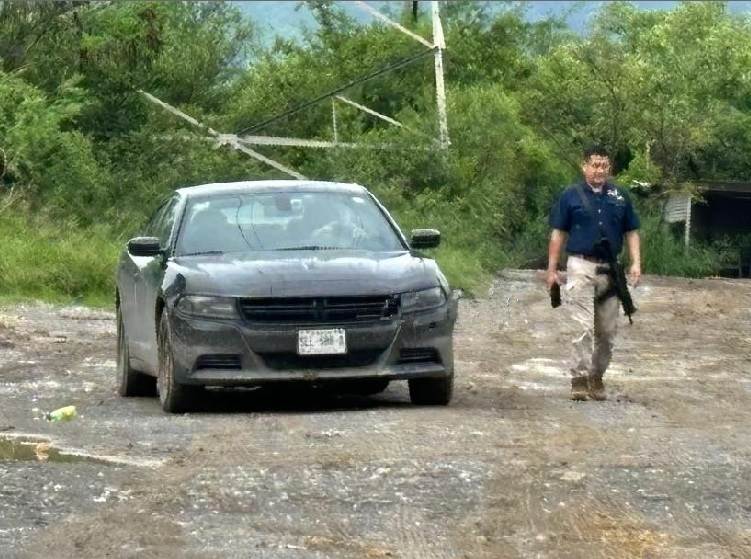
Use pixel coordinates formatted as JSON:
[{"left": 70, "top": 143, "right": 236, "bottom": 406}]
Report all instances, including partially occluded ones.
[
  {"left": 432, "top": 1, "right": 449, "bottom": 149},
  {"left": 143, "top": 2, "right": 450, "bottom": 178}
]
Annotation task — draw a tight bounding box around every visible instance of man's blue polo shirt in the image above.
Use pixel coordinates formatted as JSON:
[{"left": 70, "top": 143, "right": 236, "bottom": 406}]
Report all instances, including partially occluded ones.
[{"left": 549, "top": 181, "right": 640, "bottom": 258}]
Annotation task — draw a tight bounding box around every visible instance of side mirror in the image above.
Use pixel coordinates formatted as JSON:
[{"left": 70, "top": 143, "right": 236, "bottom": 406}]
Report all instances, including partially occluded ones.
[
  {"left": 128, "top": 237, "right": 162, "bottom": 257},
  {"left": 411, "top": 229, "right": 441, "bottom": 249}
]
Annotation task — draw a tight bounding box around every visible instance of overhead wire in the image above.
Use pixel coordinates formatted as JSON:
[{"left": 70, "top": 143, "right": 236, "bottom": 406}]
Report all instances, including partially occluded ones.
[{"left": 235, "top": 46, "right": 436, "bottom": 136}]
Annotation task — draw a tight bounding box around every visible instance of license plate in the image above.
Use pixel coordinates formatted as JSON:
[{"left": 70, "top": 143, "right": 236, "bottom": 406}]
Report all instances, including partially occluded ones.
[{"left": 298, "top": 329, "right": 347, "bottom": 355}]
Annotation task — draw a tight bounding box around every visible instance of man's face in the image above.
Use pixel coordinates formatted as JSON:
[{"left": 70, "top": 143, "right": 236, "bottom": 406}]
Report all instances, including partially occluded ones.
[{"left": 581, "top": 155, "right": 611, "bottom": 188}]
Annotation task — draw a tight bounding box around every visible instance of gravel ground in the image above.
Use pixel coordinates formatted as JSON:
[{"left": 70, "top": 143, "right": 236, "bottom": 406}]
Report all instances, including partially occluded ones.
[{"left": 1, "top": 270, "right": 751, "bottom": 558}]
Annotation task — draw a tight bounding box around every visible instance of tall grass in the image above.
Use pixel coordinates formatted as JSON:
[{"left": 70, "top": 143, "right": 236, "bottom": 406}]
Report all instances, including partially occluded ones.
[
  {"left": 639, "top": 211, "right": 728, "bottom": 277},
  {"left": 0, "top": 212, "right": 120, "bottom": 307}
]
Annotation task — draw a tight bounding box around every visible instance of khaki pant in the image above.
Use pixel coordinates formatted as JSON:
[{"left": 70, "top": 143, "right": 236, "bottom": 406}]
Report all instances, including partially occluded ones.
[{"left": 563, "top": 255, "right": 620, "bottom": 380}]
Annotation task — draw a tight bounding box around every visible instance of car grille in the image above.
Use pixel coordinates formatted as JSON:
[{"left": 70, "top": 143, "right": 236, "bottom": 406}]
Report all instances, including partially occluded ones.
[
  {"left": 397, "top": 348, "right": 441, "bottom": 365},
  {"left": 195, "top": 354, "right": 242, "bottom": 370},
  {"left": 239, "top": 296, "right": 398, "bottom": 324},
  {"left": 260, "top": 349, "right": 382, "bottom": 370}
]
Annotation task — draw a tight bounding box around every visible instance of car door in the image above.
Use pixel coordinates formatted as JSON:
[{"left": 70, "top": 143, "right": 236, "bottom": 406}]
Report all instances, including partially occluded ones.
[
  {"left": 130, "top": 196, "right": 182, "bottom": 368},
  {"left": 118, "top": 202, "right": 167, "bottom": 368}
]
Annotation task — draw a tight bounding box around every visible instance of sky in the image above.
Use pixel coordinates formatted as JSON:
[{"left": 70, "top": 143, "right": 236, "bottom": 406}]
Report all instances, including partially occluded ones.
[{"left": 235, "top": 1, "right": 751, "bottom": 43}]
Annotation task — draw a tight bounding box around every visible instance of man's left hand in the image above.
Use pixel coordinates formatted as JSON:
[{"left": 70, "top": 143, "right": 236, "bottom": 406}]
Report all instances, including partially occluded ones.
[{"left": 628, "top": 263, "right": 641, "bottom": 287}]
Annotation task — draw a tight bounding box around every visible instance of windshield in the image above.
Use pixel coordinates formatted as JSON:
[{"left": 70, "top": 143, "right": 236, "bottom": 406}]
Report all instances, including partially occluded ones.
[{"left": 176, "top": 191, "right": 406, "bottom": 255}]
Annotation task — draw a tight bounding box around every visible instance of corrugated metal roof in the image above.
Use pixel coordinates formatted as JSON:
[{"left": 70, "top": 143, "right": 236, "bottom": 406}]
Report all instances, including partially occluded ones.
[{"left": 699, "top": 182, "right": 751, "bottom": 194}]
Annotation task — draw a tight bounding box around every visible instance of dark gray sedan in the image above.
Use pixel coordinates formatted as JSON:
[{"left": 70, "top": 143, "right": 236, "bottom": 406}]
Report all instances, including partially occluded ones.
[{"left": 116, "top": 180, "right": 458, "bottom": 412}]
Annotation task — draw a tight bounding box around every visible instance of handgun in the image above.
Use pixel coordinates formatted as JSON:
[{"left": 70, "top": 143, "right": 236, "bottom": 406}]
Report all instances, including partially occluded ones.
[{"left": 550, "top": 282, "right": 561, "bottom": 308}]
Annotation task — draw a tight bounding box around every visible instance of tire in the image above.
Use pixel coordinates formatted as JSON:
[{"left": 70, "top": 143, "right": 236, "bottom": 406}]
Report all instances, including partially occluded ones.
[
  {"left": 408, "top": 374, "right": 453, "bottom": 406},
  {"left": 157, "top": 310, "right": 198, "bottom": 413},
  {"left": 117, "top": 307, "right": 156, "bottom": 397}
]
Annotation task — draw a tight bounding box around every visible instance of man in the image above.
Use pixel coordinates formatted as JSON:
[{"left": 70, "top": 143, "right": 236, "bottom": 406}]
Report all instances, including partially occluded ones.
[{"left": 547, "top": 145, "right": 641, "bottom": 401}]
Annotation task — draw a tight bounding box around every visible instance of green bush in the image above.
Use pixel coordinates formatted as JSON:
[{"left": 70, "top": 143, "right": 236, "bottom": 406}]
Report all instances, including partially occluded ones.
[
  {"left": 0, "top": 71, "right": 111, "bottom": 223},
  {"left": 639, "top": 210, "right": 726, "bottom": 278}
]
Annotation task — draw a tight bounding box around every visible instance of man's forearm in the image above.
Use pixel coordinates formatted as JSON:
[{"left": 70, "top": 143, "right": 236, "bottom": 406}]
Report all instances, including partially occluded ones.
[
  {"left": 626, "top": 231, "right": 641, "bottom": 267},
  {"left": 548, "top": 229, "right": 567, "bottom": 272}
]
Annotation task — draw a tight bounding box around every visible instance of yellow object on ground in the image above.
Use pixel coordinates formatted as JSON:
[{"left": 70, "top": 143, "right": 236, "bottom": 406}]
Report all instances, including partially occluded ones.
[{"left": 45, "top": 405, "right": 77, "bottom": 422}]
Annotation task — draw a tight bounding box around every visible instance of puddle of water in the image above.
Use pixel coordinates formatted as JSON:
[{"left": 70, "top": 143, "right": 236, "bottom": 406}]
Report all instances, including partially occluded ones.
[
  {"left": 0, "top": 436, "right": 108, "bottom": 464},
  {"left": 0, "top": 434, "right": 166, "bottom": 468}
]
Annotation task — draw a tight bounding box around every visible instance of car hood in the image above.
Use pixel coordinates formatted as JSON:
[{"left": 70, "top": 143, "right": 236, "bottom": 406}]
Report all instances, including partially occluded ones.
[{"left": 168, "top": 250, "right": 440, "bottom": 297}]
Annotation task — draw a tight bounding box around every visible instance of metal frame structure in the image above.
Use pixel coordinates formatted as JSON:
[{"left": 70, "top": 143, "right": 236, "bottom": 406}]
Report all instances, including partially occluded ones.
[
  {"left": 664, "top": 192, "right": 692, "bottom": 248},
  {"left": 139, "top": 1, "right": 449, "bottom": 180}
]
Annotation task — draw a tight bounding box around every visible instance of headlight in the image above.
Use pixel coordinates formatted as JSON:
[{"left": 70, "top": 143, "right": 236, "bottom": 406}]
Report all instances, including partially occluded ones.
[
  {"left": 176, "top": 296, "right": 238, "bottom": 319},
  {"left": 401, "top": 287, "right": 446, "bottom": 313}
]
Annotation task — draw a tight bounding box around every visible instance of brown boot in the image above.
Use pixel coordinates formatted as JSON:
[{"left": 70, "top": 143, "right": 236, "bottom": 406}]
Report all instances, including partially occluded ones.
[
  {"left": 588, "top": 376, "right": 607, "bottom": 401},
  {"left": 570, "top": 377, "right": 589, "bottom": 401}
]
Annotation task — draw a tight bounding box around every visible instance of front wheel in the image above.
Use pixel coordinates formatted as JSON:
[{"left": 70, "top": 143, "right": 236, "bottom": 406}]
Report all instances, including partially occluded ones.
[
  {"left": 117, "top": 307, "right": 156, "bottom": 397},
  {"left": 408, "top": 374, "right": 453, "bottom": 406},
  {"left": 157, "top": 310, "right": 199, "bottom": 413}
]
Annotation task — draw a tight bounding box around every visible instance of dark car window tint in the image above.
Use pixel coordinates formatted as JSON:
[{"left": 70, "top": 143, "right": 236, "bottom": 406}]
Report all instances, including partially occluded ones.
[
  {"left": 143, "top": 202, "right": 168, "bottom": 238},
  {"left": 176, "top": 192, "right": 405, "bottom": 255},
  {"left": 151, "top": 197, "right": 180, "bottom": 247}
]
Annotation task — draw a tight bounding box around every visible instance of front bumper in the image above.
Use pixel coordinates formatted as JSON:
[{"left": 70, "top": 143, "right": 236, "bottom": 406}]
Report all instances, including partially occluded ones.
[{"left": 169, "top": 296, "right": 458, "bottom": 386}]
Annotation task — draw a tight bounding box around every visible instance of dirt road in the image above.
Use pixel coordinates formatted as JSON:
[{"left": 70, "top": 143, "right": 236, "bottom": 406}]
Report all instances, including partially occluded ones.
[{"left": 2, "top": 271, "right": 751, "bottom": 558}]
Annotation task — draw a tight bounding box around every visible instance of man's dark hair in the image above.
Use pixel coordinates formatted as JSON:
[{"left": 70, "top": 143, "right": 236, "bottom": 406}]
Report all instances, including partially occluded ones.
[{"left": 583, "top": 145, "right": 610, "bottom": 162}]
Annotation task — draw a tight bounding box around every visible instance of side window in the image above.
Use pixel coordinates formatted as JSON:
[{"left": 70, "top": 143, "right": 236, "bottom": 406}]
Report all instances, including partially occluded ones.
[
  {"left": 143, "top": 203, "right": 168, "bottom": 238},
  {"left": 154, "top": 197, "right": 180, "bottom": 248}
]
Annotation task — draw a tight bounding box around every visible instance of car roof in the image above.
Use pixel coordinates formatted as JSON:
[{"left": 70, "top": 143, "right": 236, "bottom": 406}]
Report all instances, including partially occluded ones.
[{"left": 176, "top": 180, "right": 368, "bottom": 199}]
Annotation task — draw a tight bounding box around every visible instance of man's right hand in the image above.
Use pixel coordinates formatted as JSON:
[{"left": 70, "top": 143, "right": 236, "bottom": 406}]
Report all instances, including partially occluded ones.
[
  {"left": 547, "top": 230, "right": 566, "bottom": 292},
  {"left": 546, "top": 270, "right": 559, "bottom": 291}
]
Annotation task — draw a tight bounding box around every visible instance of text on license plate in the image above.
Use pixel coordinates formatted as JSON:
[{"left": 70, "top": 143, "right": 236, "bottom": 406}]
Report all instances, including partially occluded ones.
[{"left": 297, "top": 329, "right": 347, "bottom": 355}]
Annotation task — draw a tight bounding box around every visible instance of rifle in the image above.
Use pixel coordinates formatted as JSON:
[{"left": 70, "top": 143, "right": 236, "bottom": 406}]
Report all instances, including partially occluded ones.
[{"left": 595, "top": 237, "right": 637, "bottom": 324}]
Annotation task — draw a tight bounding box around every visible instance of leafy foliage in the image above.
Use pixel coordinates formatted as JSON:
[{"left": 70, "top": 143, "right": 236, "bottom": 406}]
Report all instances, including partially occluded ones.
[{"left": 0, "top": 0, "right": 749, "bottom": 303}]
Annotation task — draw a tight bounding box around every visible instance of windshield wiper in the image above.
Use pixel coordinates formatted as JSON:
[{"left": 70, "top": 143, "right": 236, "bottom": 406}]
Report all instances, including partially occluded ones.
[
  {"left": 179, "top": 250, "right": 225, "bottom": 257},
  {"left": 278, "top": 245, "right": 340, "bottom": 251}
]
